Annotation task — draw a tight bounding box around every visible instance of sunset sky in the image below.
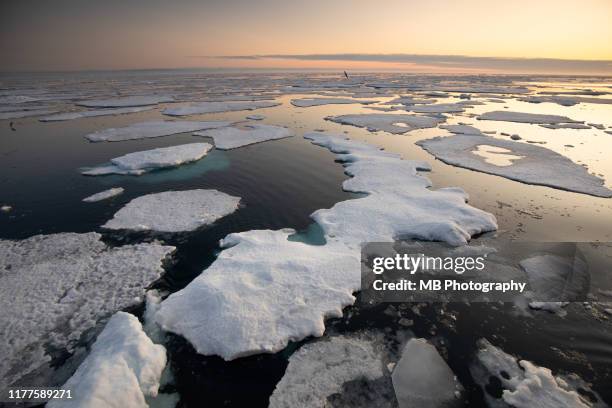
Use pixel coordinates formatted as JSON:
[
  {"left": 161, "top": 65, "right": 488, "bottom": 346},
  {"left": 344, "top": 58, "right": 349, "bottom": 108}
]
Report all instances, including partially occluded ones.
[{"left": 1, "top": 0, "right": 611, "bottom": 74}]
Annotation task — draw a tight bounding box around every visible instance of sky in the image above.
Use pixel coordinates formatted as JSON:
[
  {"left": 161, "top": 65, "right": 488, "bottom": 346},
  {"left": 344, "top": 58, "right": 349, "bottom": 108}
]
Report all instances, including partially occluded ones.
[{"left": 1, "top": 0, "right": 611, "bottom": 74}]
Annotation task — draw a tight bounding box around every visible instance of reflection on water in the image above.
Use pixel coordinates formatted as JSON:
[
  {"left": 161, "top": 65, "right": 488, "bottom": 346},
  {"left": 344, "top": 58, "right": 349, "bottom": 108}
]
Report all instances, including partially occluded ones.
[{"left": 471, "top": 144, "right": 525, "bottom": 166}]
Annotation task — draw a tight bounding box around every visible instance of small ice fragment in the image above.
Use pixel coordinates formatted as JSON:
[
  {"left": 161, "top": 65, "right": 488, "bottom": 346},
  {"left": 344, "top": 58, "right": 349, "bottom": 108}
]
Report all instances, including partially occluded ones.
[
  {"left": 246, "top": 114, "right": 265, "bottom": 120},
  {"left": 194, "top": 124, "right": 292, "bottom": 150},
  {"left": 82, "top": 187, "right": 124, "bottom": 202}
]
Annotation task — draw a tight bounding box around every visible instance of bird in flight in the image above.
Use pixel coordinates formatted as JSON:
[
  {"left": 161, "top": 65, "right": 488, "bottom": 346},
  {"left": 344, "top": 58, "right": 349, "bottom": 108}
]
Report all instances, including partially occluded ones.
[{"left": 344, "top": 71, "right": 349, "bottom": 79}]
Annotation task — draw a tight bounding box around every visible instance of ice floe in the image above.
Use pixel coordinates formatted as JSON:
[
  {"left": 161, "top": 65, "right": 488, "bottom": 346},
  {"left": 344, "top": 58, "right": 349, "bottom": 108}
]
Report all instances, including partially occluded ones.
[
  {"left": 306, "top": 132, "right": 498, "bottom": 247},
  {"left": 0, "top": 233, "right": 174, "bottom": 392},
  {"left": 406, "top": 102, "right": 467, "bottom": 114},
  {"left": 385, "top": 96, "right": 436, "bottom": 105},
  {"left": 540, "top": 123, "right": 591, "bottom": 130},
  {"left": 392, "top": 338, "right": 462, "bottom": 408},
  {"left": 269, "top": 335, "right": 384, "bottom": 408},
  {"left": 290, "top": 97, "right": 377, "bottom": 107},
  {"left": 103, "top": 189, "right": 240, "bottom": 232},
  {"left": 0, "top": 109, "right": 58, "bottom": 120},
  {"left": 417, "top": 135, "right": 612, "bottom": 197},
  {"left": 194, "top": 124, "right": 293, "bottom": 149},
  {"left": 246, "top": 114, "right": 265, "bottom": 120},
  {"left": 82, "top": 143, "right": 213, "bottom": 176},
  {"left": 47, "top": 312, "right": 166, "bottom": 408},
  {"left": 83, "top": 187, "right": 125, "bottom": 202},
  {"left": 156, "top": 229, "right": 361, "bottom": 359},
  {"left": 84, "top": 120, "right": 231, "bottom": 142},
  {"left": 470, "top": 338, "right": 603, "bottom": 408},
  {"left": 162, "top": 100, "right": 279, "bottom": 116},
  {"left": 326, "top": 113, "right": 444, "bottom": 134},
  {"left": 40, "top": 106, "right": 154, "bottom": 122},
  {"left": 440, "top": 124, "right": 484, "bottom": 135},
  {"left": 478, "top": 111, "right": 582, "bottom": 125},
  {"left": 77, "top": 95, "right": 174, "bottom": 108}
]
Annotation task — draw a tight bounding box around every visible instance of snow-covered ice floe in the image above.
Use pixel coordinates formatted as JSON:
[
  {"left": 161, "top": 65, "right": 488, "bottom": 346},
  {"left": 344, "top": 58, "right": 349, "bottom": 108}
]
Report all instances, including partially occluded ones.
[
  {"left": 0, "top": 233, "right": 174, "bottom": 392},
  {"left": 76, "top": 95, "right": 174, "bottom": 108},
  {"left": 40, "top": 106, "right": 154, "bottom": 122},
  {"left": 478, "top": 110, "right": 582, "bottom": 125},
  {"left": 290, "top": 97, "right": 377, "bottom": 107},
  {"left": 82, "top": 143, "right": 213, "bottom": 176},
  {"left": 84, "top": 120, "right": 231, "bottom": 142},
  {"left": 406, "top": 102, "right": 467, "bottom": 114},
  {"left": 440, "top": 124, "right": 485, "bottom": 135},
  {"left": 540, "top": 123, "right": 592, "bottom": 130},
  {"left": 162, "top": 100, "right": 279, "bottom": 116},
  {"left": 392, "top": 338, "right": 463, "bottom": 408},
  {"left": 470, "top": 338, "right": 604, "bottom": 408},
  {"left": 103, "top": 189, "right": 240, "bottom": 232},
  {"left": 156, "top": 229, "right": 361, "bottom": 359},
  {"left": 47, "top": 312, "right": 166, "bottom": 408},
  {"left": 83, "top": 187, "right": 125, "bottom": 202},
  {"left": 193, "top": 124, "right": 293, "bottom": 149},
  {"left": 155, "top": 132, "right": 496, "bottom": 360},
  {"left": 269, "top": 335, "right": 384, "bottom": 408},
  {"left": 306, "top": 132, "right": 498, "bottom": 247},
  {"left": 416, "top": 134, "right": 612, "bottom": 197},
  {"left": 326, "top": 113, "right": 444, "bottom": 134}
]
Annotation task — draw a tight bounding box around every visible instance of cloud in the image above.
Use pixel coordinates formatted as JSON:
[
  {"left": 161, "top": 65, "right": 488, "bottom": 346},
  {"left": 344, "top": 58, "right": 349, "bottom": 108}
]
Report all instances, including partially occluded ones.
[{"left": 195, "top": 53, "right": 612, "bottom": 74}]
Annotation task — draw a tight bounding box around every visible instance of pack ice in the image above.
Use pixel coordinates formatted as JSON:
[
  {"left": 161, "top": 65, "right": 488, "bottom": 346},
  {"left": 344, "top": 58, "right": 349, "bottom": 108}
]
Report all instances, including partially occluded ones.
[
  {"left": 155, "top": 133, "right": 497, "bottom": 360},
  {"left": 471, "top": 338, "right": 603, "bottom": 408},
  {"left": 194, "top": 124, "right": 293, "bottom": 149},
  {"left": 40, "top": 106, "right": 154, "bottom": 122},
  {"left": 84, "top": 120, "right": 231, "bottom": 142},
  {"left": 162, "top": 100, "right": 279, "bottom": 116},
  {"left": 416, "top": 134, "right": 612, "bottom": 197},
  {"left": 290, "top": 97, "right": 377, "bottom": 107},
  {"left": 269, "top": 335, "right": 384, "bottom": 408},
  {"left": 82, "top": 143, "right": 213, "bottom": 176},
  {"left": 326, "top": 113, "right": 443, "bottom": 134},
  {"left": 478, "top": 111, "right": 582, "bottom": 124},
  {"left": 0, "top": 233, "right": 174, "bottom": 392},
  {"left": 47, "top": 312, "right": 166, "bottom": 408},
  {"left": 77, "top": 95, "right": 174, "bottom": 108},
  {"left": 103, "top": 189, "right": 240, "bottom": 232}
]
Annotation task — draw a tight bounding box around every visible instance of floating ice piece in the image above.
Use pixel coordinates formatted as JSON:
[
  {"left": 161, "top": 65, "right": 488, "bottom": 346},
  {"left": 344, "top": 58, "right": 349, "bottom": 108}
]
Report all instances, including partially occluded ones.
[
  {"left": 540, "top": 123, "right": 591, "bottom": 130},
  {"left": 440, "top": 124, "right": 484, "bottom": 135},
  {"left": 470, "top": 339, "right": 601, "bottom": 408},
  {"left": 48, "top": 312, "right": 166, "bottom": 408},
  {"left": 392, "top": 338, "right": 462, "bottom": 408},
  {"left": 290, "top": 97, "right": 377, "bottom": 107},
  {"left": 417, "top": 135, "right": 612, "bottom": 197},
  {"left": 519, "top": 255, "right": 589, "bottom": 312},
  {"left": 77, "top": 95, "right": 174, "bottom": 108},
  {"left": 478, "top": 111, "right": 582, "bottom": 124},
  {"left": 103, "top": 189, "right": 240, "bottom": 232},
  {"left": 326, "top": 113, "right": 443, "bottom": 134},
  {"left": 407, "top": 103, "right": 466, "bottom": 114},
  {"left": 519, "top": 95, "right": 612, "bottom": 106},
  {"left": 0, "top": 233, "right": 174, "bottom": 392},
  {"left": 82, "top": 143, "right": 213, "bottom": 176},
  {"left": 194, "top": 124, "right": 292, "bottom": 150},
  {"left": 246, "top": 114, "right": 265, "bottom": 120},
  {"left": 40, "top": 106, "right": 154, "bottom": 122},
  {"left": 0, "top": 109, "right": 57, "bottom": 120},
  {"left": 385, "top": 96, "right": 436, "bottom": 105},
  {"left": 306, "top": 132, "right": 498, "bottom": 247},
  {"left": 162, "top": 100, "right": 279, "bottom": 116},
  {"left": 269, "top": 335, "right": 384, "bottom": 408},
  {"left": 84, "top": 120, "right": 231, "bottom": 142},
  {"left": 0, "top": 95, "right": 43, "bottom": 104},
  {"left": 83, "top": 187, "right": 125, "bottom": 202},
  {"left": 156, "top": 229, "right": 361, "bottom": 360}
]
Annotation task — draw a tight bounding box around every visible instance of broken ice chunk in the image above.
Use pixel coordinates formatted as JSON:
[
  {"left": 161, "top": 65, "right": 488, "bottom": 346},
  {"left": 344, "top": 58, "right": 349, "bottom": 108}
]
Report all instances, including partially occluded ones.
[{"left": 82, "top": 187, "right": 125, "bottom": 202}]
